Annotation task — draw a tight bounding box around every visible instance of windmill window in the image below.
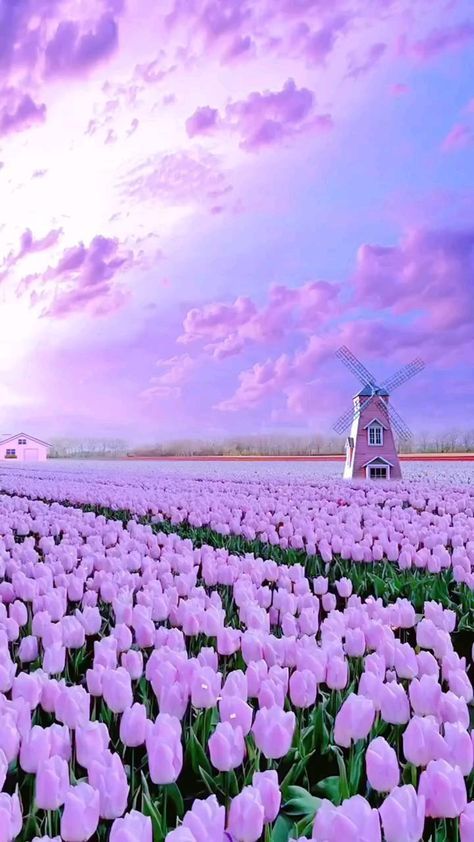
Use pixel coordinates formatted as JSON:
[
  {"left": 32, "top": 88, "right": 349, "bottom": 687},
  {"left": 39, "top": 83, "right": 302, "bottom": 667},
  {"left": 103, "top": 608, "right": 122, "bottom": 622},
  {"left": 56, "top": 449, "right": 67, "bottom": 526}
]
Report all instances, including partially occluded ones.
[
  {"left": 6, "top": 448, "right": 16, "bottom": 457},
  {"left": 369, "top": 466, "right": 387, "bottom": 479},
  {"left": 368, "top": 425, "right": 383, "bottom": 446},
  {"left": 18, "top": 438, "right": 27, "bottom": 445}
]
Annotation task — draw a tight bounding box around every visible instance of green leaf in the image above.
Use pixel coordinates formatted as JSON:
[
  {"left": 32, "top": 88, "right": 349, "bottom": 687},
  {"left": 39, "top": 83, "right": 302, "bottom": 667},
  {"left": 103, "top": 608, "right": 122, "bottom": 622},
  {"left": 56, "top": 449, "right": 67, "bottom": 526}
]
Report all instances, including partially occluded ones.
[
  {"left": 141, "top": 772, "right": 164, "bottom": 841},
  {"left": 164, "top": 782, "right": 185, "bottom": 819},
  {"left": 271, "top": 815, "right": 294, "bottom": 842},
  {"left": 329, "top": 746, "right": 350, "bottom": 802},
  {"left": 315, "top": 775, "right": 342, "bottom": 805},
  {"left": 187, "top": 727, "right": 212, "bottom": 777},
  {"left": 282, "top": 785, "right": 321, "bottom": 819},
  {"left": 198, "top": 764, "right": 222, "bottom": 796}
]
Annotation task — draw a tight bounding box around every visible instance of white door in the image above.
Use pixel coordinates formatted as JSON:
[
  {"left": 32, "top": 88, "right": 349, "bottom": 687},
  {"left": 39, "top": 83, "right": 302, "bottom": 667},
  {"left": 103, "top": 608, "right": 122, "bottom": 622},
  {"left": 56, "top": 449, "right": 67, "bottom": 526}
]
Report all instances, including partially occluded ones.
[{"left": 24, "top": 448, "right": 39, "bottom": 461}]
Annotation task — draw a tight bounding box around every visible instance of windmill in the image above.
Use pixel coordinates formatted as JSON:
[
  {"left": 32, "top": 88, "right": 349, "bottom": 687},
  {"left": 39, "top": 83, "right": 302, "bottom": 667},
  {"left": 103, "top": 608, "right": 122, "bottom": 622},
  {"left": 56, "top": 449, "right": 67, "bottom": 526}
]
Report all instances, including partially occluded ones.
[{"left": 333, "top": 346, "right": 425, "bottom": 480}]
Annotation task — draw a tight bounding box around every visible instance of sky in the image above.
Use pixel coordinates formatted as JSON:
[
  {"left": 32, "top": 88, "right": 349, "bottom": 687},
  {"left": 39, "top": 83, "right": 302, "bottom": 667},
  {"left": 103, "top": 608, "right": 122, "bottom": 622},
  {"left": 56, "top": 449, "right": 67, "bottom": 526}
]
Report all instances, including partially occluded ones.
[{"left": 0, "top": 0, "right": 473, "bottom": 445}]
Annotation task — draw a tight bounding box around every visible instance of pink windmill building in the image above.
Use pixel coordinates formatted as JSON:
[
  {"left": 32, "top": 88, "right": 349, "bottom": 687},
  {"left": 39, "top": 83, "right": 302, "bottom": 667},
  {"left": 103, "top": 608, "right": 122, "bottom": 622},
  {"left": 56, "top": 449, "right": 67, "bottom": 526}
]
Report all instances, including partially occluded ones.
[{"left": 333, "top": 347, "right": 425, "bottom": 480}]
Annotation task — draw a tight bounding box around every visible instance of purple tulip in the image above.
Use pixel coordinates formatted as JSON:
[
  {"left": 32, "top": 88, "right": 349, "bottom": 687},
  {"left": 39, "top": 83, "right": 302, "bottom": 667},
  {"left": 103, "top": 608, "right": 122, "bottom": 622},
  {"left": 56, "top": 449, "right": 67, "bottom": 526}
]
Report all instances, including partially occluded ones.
[
  {"left": 418, "top": 758, "right": 467, "bottom": 818},
  {"left": 75, "top": 720, "right": 110, "bottom": 769},
  {"left": 289, "top": 669, "right": 317, "bottom": 708},
  {"left": 460, "top": 801, "right": 474, "bottom": 842},
  {"left": 334, "top": 693, "right": 375, "bottom": 748},
  {"left": 402, "top": 715, "right": 446, "bottom": 767},
  {"left": 379, "top": 785, "right": 425, "bottom": 842},
  {"left": 0, "top": 792, "right": 22, "bottom": 841},
  {"left": 227, "top": 786, "right": 264, "bottom": 842},
  {"left": 179, "top": 794, "right": 226, "bottom": 841},
  {"left": 208, "top": 722, "right": 246, "bottom": 772},
  {"left": 252, "top": 705, "right": 295, "bottom": 759},
  {"left": 252, "top": 770, "right": 281, "bottom": 823},
  {"left": 35, "top": 755, "right": 69, "bottom": 810},
  {"left": 120, "top": 703, "right": 148, "bottom": 747},
  {"left": 61, "top": 782, "right": 100, "bottom": 842},
  {"left": 366, "top": 737, "right": 400, "bottom": 792},
  {"left": 312, "top": 795, "right": 381, "bottom": 841},
  {"left": 110, "top": 810, "right": 152, "bottom": 842},
  {"left": 88, "top": 750, "right": 129, "bottom": 820},
  {"left": 102, "top": 667, "right": 133, "bottom": 714},
  {"left": 146, "top": 714, "right": 183, "bottom": 784},
  {"left": 219, "top": 695, "right": 253, "bottom": 735}
]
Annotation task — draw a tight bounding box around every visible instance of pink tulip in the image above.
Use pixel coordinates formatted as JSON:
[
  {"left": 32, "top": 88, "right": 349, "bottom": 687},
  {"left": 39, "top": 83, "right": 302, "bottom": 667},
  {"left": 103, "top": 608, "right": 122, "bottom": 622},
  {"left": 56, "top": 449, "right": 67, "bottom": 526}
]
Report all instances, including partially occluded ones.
[
  {"left": 102, "top": 667, "right": 133, "bottom": 714},
  {"left": 312, "top": 795, "right": 381, "bottom": 841},
  {"left": 326, "top": 656, "right": 348, "bottom": 690},
  {"left": 289, "top": 669, "right": 317, "bottom": 708},
  {"left": 88, "top": 751, "right": 129, "bottom": 820},
  {"left": 35, "top": 755, "right": 69, "bottom": 810},
  {"left": 55, "top": 684, "right": 90, "bottom": 729},
  {"left": 227, "top": 786, "right": 264, "bottom": 842},
  {"left": 366, "top": 737, "right": 399, "bottom": 792},
  {"left": 379, "top": 785, "right": 425, "bottom": 842},
  {"left": 75, "top": 720, "right": 110, "bottom": 769},
  {"left": 252, "top": 705, "right": 295, "bottom": 759},
  {"left": 219, "top": 695, "right": 253, "bottom": 735},
  {"left": 180, "top": 794, "right": 225, "bottom": 842},
  {"left": 120, "top": 703, "right": 148, "bottom": 747},
  {"left": 208, "top": 722, "right": 245, "bottom": 772},
  {"left": 334, "top": 693, "right": 375, "bottom": 748},
  {"left": 61, "top": 783, "right": 100, "bottom": 842},
  {"left": 402, "top": 715, "right": 446, "bottom": 768},
  {"left": 0, "top": 792, "right": 22, "bottom": 841},
  {"left": 460, "top": 802, "right": 474, "bottom": 842},
  {"left": 146, "top": 714, "right": 183, "bottom": 784},
  {"left": 418, "top": 758, "right": 467, "bottom": 818},
  {"left": 380, "top": 682, "right": 410, "bottom": 725},
  {"left": 443, "top": 722, "right": 473, "bottom": 776},
  {"left": 110, "top": 811, "right": 152, "bottom": 842},
  {"left": 252, "top": 771, "right": 281, "bottom": 823}
]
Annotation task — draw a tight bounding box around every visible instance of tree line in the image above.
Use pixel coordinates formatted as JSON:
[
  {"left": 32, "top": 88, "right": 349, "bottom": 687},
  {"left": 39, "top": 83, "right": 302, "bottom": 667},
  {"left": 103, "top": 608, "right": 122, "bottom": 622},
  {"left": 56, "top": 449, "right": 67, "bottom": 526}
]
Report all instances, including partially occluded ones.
[{"left": 48, "top": 428, "right": 474, "bottom": 458}]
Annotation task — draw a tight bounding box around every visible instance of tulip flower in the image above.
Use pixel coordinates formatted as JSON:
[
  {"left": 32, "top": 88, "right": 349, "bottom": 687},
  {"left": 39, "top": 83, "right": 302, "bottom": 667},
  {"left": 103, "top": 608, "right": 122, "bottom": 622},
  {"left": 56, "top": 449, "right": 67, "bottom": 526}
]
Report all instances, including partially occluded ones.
[
  {"left": 180, "top": 794, "right": 226, "bottom": 841},
  {"left": 110, "top": 811, "right": 152, "bottom": 842},
  {"left": 146, "top": 714, "right": 183, "bottom": 784},
  {"left": 88, "top": 750, "right": 129, "bottom": 820},
  {"left": 379, "top": 785, "right": 425, "bottom": 842},
  {"left": 289, "top": 669, "right": 317, "bottom": 708},
  {"left": 75, "top": 720, "right": 110, "bottom": 769},
  {"left": 208, "top": 722, "right": 246, "bottom": 772},
  {"left": 120, "top": 703, "right": 148, "bottom": 747},
  {"left": 35, "top": 756, "right": 69, "bottom": 810},
  {"left": 312, "top": 795, "right": 381, "bottom": 841},
  {"left": 61, "top": 783, "right": 100, "bottom": 842},
  {"left": 252, "top": 771, "right": 281, "bottom": 823},
  {"left": 227, "top": 786, "right": 264, "bottom": 842},
  {"left": 252, "top": 705, "right": 295, "bottom": 759},
  {"left": 219, "top": 695, "right": 253, "bottom": 735},
  {"left": 102, "top": 667, "right": 133, "bottom": 714},
  {"left": 334, "top": 693, "right": 375, "bottom": 748},
  {"left": 418, "top": 758, "right": 467, "bottom": 818},
  {"left": 460, "top": 802, "right": 474, "bottom": 842},
  {"left": 402, "top": 715, "right": 446, "bottom": 768},
  {"left": 366, "top": 737, "right": 400, "bottom": 792}
]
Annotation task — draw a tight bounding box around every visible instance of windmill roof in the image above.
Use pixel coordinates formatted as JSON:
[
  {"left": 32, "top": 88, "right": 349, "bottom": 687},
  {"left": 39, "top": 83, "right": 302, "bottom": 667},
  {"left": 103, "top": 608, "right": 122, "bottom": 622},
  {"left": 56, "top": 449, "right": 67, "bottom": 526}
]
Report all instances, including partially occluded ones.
[
  {"left": 0, "top": 432, "right": 52, "bottom": 447},
  {"left": 355, "top": 385, "right": 389, "bottom": 397},
  {"left": 361, "top": 456, "right": 394, "bottom": 468}
]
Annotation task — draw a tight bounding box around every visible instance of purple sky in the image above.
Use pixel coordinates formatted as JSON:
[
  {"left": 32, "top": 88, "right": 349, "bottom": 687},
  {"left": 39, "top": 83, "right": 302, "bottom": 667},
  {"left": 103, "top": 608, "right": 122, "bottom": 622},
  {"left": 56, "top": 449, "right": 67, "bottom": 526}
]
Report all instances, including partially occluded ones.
[{"left": 1, "top": 0, "right": 473, "bottom": 444}]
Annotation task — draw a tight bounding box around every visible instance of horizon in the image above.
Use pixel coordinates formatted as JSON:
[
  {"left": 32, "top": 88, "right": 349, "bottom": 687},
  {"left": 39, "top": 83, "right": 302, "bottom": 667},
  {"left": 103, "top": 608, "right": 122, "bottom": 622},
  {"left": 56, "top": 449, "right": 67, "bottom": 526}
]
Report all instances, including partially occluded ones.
[{"left": 1, "top": 0, "right": 473, "bottom": 441}]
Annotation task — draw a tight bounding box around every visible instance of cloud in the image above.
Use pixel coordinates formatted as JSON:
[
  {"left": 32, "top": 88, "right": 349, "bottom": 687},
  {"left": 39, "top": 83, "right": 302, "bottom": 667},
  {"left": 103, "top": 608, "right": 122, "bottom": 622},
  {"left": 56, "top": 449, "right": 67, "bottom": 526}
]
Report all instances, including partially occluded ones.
[
  {"left": 354, "top": 227, "right": 474, "bottom": 331},
  {"left": 185, "top": 78, "right": 332, "bottom": 151},
  {"left": 141, "top": 354, "right": 197, "bottom": 399},
  {"left": 186, "top": 106, "right": 219, "bottom": 138},
  {"left": 0, "top": 90, "right": 46, "bottom": 137},
  {"left": 45, "top": 14, "right": 119, "bottom": 76},
  {"left": 0, "top": 227, "right": 62, "bottom": 281},
  {"left": 346, "top": 42, "right": 386, "bottom": 79},
  {"left": 179, "top": 281, "right": 340, "bottom": 358},
  {"left": 389, "top": 83, "right": 410, "bottom": 97},
  {"left": 122, "top": 149, "right": 232, "bottom": 209},
  {"left": 441, "top": 123, "right": 473, "bottom": 152},
  {"left": 18, "top": 235, "right": 135, "bottom": 318},
  {"left": 408, "top": 21, "right": 474, "bottom": 60}
]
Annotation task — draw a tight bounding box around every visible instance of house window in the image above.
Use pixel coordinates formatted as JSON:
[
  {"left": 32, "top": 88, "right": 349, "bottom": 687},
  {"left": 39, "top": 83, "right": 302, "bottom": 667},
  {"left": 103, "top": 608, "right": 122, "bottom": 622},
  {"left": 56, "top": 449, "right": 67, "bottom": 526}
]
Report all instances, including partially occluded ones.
[
  {"left": 18, "top": 438, "right": 27, "bottom": 445},
  {"left": 368, "top": 425, "right": 383, "bottom": 446},
  {"left": 369, "top": 466, "right": 388, "bottom": 479},
  {"left": 6, "top": 448, "right": 16, "bottom": 457}
]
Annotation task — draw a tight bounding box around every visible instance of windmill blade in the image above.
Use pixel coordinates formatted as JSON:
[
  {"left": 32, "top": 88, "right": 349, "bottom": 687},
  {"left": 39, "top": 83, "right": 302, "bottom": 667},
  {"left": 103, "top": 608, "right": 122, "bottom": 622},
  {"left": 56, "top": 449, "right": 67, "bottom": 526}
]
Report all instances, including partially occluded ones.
[
  {"left": 380, "top": 358, "right": 425, "bottom": 394},
  {"left": 335, "top": 346, "right": 378, "bottom": 388},
  {"left": 376, "top": 397, "right": 412, "bottom": 441},
  {"left": 333, "top": 395, "right": 373, "bottom": 435}
]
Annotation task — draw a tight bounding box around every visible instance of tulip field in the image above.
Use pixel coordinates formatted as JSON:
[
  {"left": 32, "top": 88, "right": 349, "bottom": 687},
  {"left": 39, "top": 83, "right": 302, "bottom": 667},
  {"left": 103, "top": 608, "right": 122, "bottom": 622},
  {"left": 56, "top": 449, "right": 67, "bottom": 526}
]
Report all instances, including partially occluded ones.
[{"left": 0, "top": 463, "right": 472, "bottom": 842}]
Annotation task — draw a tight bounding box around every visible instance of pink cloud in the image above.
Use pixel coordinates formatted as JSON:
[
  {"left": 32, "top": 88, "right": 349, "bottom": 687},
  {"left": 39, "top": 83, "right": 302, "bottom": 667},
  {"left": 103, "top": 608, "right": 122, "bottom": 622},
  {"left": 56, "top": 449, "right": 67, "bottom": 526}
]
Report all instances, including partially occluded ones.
[
  {"left": 122, "top": 149, "right": 232, "bottom": 209},
  {"left": 409, "top": 21, "right": 474, "bottom": 60},
  {"left": 179, "top": 281, "right": 340, "bottom": 358},
  {"left": 354, "top": 227, "right": 474, "bottom": 331},
  {"left": 19, "top": 235, "right": 135, "bottom": 318},
  {"left": 0, "top": 90, "right": 46, "bottom": 137},
  {"left": 185, "top": 78, "right": 332, "bottom": 151},
  {"left": 0, "top": 227, "right": 62, "bottom": 282},
  {"left": 141, "top": 354, "right": 197, "bottom": 399},
  {"left": 45, "top": 14, "right": 119, "bottom": 76},
  {"left": 441, "top": 123, "right": 473, "bottom": 151},
  {"left": 346, "top": 42, "right": 387, "bottom": 79},
  {"left": 186, "top": 106, "right": 219, "bottom": 138}
]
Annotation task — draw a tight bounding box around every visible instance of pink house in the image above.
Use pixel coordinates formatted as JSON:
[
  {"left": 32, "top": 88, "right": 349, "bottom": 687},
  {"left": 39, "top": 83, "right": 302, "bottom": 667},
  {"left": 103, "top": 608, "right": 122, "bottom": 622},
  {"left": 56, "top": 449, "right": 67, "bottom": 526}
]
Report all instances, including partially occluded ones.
[
  {"left": 0, "top": 433, "right": 51, "bottom": 462},
  {"left": 343, "top": 387, "right": 402, "bottom": 481}
]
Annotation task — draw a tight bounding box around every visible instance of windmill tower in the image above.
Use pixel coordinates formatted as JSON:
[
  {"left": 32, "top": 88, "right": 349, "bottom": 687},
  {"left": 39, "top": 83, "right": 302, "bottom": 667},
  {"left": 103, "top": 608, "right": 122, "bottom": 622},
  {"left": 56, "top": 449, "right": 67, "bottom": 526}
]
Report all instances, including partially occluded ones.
[{"left": 333, "top": 347, "right": 424, "bottom": 480}]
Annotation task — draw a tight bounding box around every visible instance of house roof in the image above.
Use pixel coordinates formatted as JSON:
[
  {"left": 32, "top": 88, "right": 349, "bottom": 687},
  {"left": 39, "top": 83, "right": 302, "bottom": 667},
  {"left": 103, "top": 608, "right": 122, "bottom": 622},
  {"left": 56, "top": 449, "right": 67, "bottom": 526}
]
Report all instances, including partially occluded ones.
[
  {"left": 361, "top": 456, "right": 394, "bottom": 468},
  {"left": 355, "top": 385, "right": 389, "bottom": 398},
  {"left": 363, "top": 417, "right": 388, "bottom": 430},
  {"left": 0, "top": 432, "right": 52, "bottom": 448}
]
